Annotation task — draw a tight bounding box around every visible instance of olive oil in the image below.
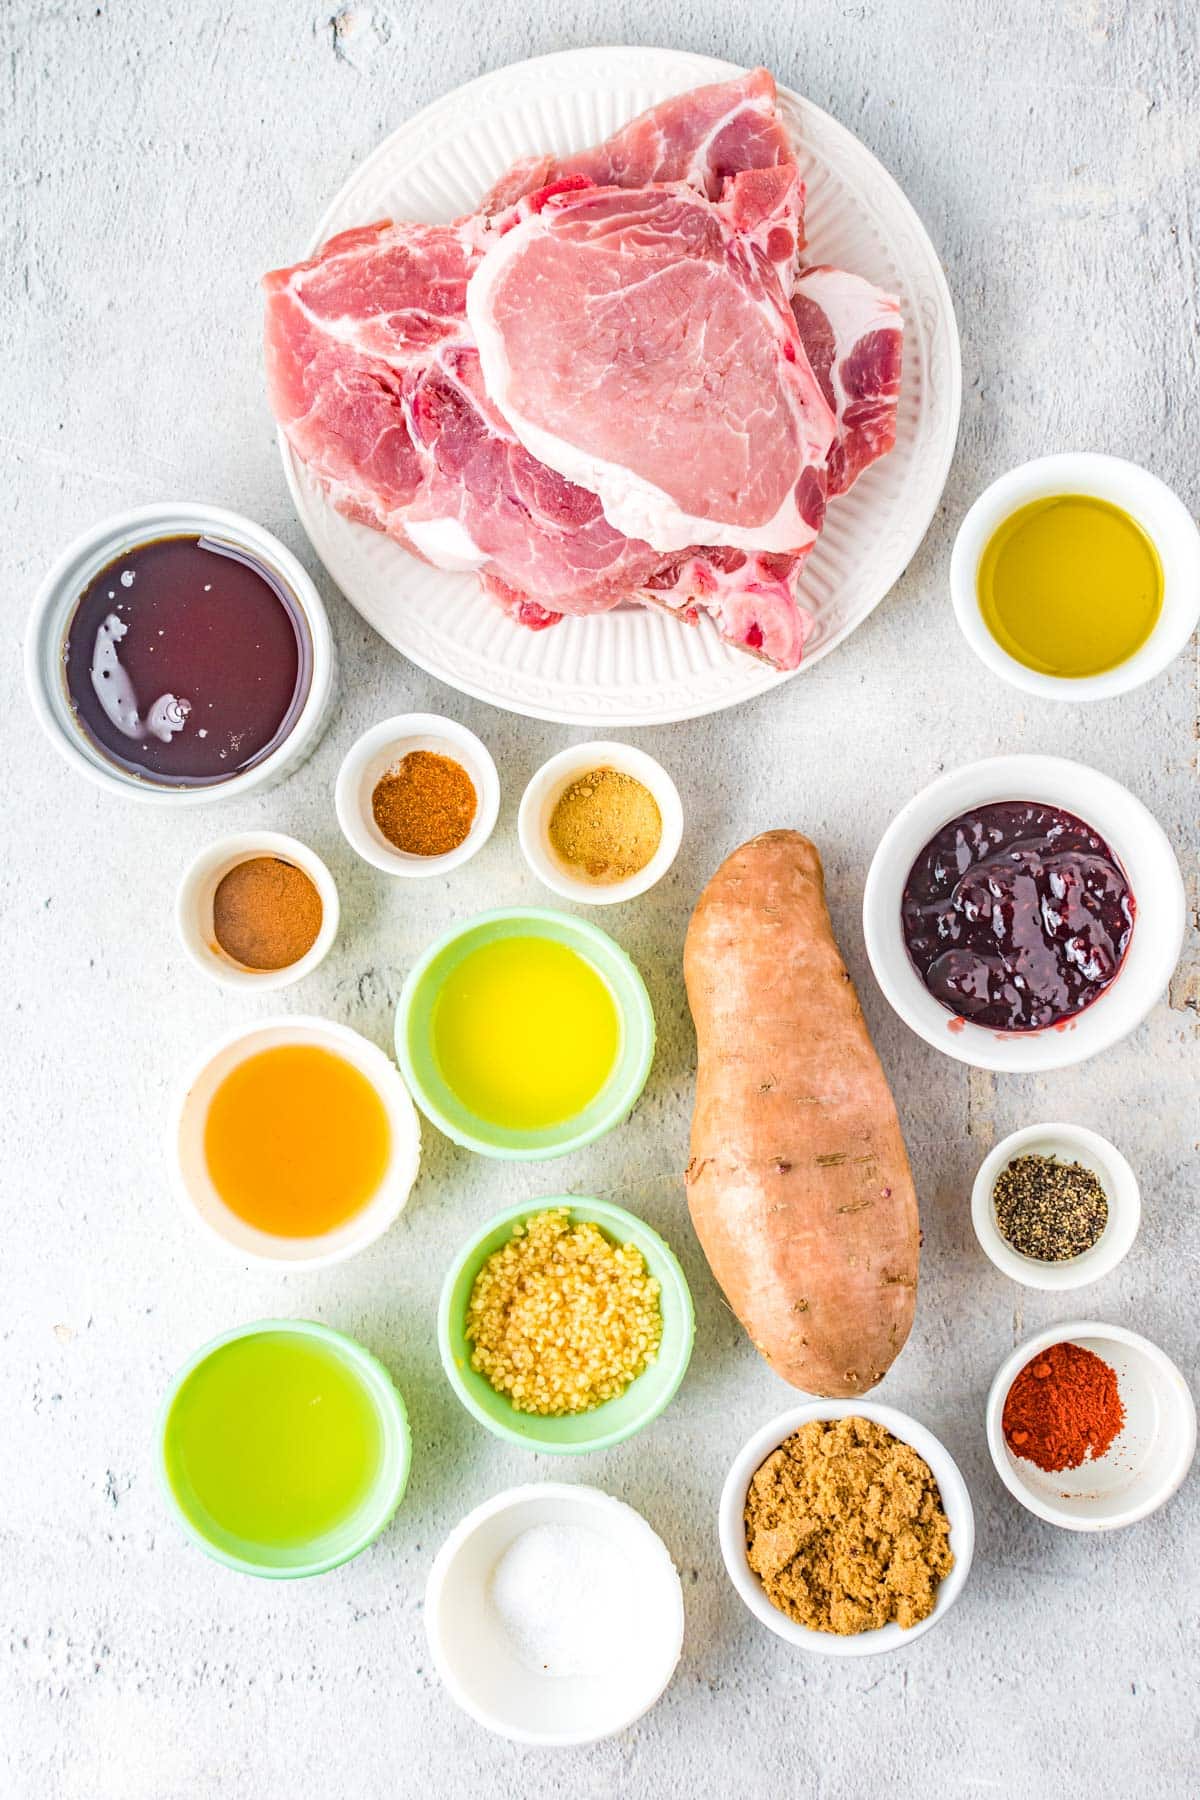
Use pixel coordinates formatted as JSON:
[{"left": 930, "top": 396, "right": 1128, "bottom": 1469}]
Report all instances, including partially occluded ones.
[
  {"left": 431, "top": 935, "right": 620, "bottom": 1130},
  {"left": 977, "top": 494, "right": 1162, "bottom": 677}
]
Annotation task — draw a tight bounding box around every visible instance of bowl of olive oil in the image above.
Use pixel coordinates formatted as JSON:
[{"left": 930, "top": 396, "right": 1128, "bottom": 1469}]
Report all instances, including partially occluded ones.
[
  {"left": 395, "top": 908, "right": 656, "bottom": 1160},
  {"left": 951, "top": 452, "right": 1200, "bottom": 700}
]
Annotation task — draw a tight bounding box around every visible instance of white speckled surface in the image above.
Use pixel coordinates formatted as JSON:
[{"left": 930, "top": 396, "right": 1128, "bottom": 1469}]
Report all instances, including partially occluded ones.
[{"left": 2, "top": 4, "right": 1197, "bottom": 1796}]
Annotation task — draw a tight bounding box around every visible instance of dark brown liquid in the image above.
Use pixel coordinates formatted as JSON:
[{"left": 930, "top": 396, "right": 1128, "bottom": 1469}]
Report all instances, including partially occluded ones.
[{"left": 62, "top": 535, "right": 311, "bottom": 787}]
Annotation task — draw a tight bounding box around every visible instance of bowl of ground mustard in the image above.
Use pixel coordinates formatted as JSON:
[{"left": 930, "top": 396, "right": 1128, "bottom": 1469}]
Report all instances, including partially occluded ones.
[
  {"left": 719, "top": 1401, "right": 974, "bottom": 1656},
  {"left": 438, "top": 1197, "right": 694, "bottom": 1454},
  {"left": 518, "top": 740, "right": 683, "bottom": 904}
]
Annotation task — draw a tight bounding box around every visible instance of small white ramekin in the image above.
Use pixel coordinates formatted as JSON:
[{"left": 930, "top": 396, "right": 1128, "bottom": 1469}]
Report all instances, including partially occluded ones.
[
  {"left": 425, "top": 1482, "right": 684, "bottom": 1745},
  {"left": 863, "top": 754, "right": 1185, "bottom": 1073},
  {"left": 719, "top": 1401, "right": 974, "bottom": 1657},
  {"left": 24, "top": 502, "right": 335, "bottom": 803},
  {"left": 517, "top": 740, "right": 683, "bottom": 905},
  {"left": 335, "top": 713, "right": 499, "bottom": 877},
  {"left": 175, "top": 831, "right": 340, "bottom": 991},
  {"left": 986, "top": 1321, "right": 1196, "bottom": 1531},
  {"left": 171, "top": 1015, "right": 421, "bottom": 1269},
  {"left": 971, "top": 1123, "right": 1140, "bottom": 1291},
  {"left": 950, "top": 452, "right": 1200, "bottom": 701}
]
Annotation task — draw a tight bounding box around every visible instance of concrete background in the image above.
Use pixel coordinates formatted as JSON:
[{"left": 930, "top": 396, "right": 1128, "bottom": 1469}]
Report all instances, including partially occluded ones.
[{"left": 2, "top": 3, "right": 1197, "bottom": 1796}]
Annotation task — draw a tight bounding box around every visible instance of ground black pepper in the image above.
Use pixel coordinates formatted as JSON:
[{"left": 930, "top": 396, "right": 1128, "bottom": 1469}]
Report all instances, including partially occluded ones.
[{"left": 992, "top": 1153, "right": 1108, "bottom": 1261}]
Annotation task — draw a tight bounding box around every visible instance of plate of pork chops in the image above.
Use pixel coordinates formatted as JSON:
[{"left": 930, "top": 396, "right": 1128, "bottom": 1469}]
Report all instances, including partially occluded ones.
[{"left": 266, "top": 48, "right": 960, "bottom": 724}]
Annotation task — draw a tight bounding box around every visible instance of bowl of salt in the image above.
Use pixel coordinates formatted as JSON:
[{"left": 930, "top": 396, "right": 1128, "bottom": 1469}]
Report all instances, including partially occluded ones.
[{"left": 424, "top": 1481, "right": 684, "bottom": 1745}]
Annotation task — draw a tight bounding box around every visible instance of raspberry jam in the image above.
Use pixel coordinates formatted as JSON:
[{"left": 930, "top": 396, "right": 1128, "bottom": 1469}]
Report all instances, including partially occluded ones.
[{"left": 901, "top": 800, "right": 1134, "bottom": 1032}]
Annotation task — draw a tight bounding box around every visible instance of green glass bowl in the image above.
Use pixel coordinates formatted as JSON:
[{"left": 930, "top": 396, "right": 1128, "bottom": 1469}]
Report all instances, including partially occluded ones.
[
  {"left": 394, "top": 907, "right": 656, "bottom": 1160},
  {"left": 156, "top": 1319, "right": 411, "bottom": 1579},
  {"left": 438, "top": 1197, "right": 694, "bottom": 1454}
]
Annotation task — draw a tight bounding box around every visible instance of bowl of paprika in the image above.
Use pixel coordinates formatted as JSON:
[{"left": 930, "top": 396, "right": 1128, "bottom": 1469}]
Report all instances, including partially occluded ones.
[
  {"left": 335, "top": 713, "right": 500, "bottom": 878},
  {"left": 986, "top": 1321, "right": 1195, "bottom": 1531}
]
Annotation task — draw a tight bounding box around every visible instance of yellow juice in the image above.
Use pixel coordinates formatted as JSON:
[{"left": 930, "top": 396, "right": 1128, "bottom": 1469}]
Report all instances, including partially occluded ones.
[
  {"left": 431, "top": 935, "right": 620, "bottom": 1130},
  {"left": 203, "top": 1044, "right": 391, "bottom": 1237},
  {"left": 977, "top": 494, "right": 1163, "bottom": 677}
]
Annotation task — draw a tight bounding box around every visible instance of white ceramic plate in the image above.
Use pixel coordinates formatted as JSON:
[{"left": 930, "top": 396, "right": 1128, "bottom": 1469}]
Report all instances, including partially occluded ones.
[{"left": 280, "top": 47, "right": 961, "bottom": 725}]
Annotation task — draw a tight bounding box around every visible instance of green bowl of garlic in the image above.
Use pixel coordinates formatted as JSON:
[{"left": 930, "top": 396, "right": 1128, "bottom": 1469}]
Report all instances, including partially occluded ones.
[{"left": 438, "top": 1196, "right": 694, "bottom": 1454}]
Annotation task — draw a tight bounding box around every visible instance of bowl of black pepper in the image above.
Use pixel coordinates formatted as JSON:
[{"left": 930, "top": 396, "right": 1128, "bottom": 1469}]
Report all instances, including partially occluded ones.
[{"left": 971, "top": 1123, "right": 1141, "bottom": 1291}]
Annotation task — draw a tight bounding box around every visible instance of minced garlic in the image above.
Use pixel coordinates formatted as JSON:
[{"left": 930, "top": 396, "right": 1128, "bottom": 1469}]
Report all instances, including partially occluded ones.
[{"left": 465, "top": 1207, "right": 662, "bottom": 1415}]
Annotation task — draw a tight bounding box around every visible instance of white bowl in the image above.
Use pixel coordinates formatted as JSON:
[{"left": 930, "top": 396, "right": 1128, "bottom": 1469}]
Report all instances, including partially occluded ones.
[
  {"left": 863, "top": 754, "right": 1185, "bottom": 1072},
  {"left": 175, "top": 831, "right": 340, "bottom": 991},
  {"left": 172, "top": 1015, "right": 421, "bottom": 1268},
  {"left": 24, "top": 502, "right": 335, "bottom": 804},
  {"left": 972, "top": 1123, "right": 1140, "bottom": 1291},
  {"left": 517, "top": 740, "right": 683, "bottom": 905},
  {"left": 986, "top": 1322, "right": 1196, "bottom": 1531},
  {"left": 719, "top": 1400, "right": 974, "bottom": 1657},
  {"left": 425, "top": 1482, "right": 684, "bottom": 1746},
  {"left": 950, "top": 452, "right": 1200, "bottom": 700},
  {"left": 334, "top": 713, "right": 499, "bottom": 877}
]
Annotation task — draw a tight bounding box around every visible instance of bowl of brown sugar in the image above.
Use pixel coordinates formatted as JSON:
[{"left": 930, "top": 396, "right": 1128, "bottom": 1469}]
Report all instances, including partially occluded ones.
[
  {"left": 176, "top": 831, "right": 339, "bottom": 990},
  {"left": 335, "top": 714, "right": 500, "bottom": 878},
  {"left": 719, "top": 1401, "right": 974, "bottom": 1656}
]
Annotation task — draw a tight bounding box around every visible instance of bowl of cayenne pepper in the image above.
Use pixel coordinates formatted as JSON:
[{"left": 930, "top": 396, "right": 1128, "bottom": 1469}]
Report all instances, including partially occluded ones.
[{"left": 986, "top": 1321, "right": 1195, "bottom": 1531}]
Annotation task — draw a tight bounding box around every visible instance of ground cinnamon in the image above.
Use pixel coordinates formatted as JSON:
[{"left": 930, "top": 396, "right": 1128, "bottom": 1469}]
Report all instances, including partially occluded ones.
[
  {"left": 211, "top": 856, "right": 323, "bottom": 971},
  {"left": 1002, "top": 1341, "right": 1125, "bottom": 1473},
  {"left": 372, "top": 750, "right": 476, "bottom": 856}
]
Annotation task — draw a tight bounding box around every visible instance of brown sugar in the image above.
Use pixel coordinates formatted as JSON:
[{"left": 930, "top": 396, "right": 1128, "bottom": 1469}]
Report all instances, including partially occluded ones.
[{"left": 744, "top": 1415, "right": 954, "bottom": 1635}]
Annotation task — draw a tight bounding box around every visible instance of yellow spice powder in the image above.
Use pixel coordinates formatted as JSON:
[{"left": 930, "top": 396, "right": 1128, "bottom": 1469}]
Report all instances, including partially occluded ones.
[
  {"left": 547, "top": 767, "right": 662, "bottom": 883},
  {"left": 744, "top": 1415, "right": 954, "bottom": 1635},
  {"left": 465, "top": 1207, "right": 663, "bottom": 1415}
]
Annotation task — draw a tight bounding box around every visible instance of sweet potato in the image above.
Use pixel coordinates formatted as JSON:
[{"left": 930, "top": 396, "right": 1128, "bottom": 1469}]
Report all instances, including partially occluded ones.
[{"left": 684, "top": 830, "right": 918, "bottom": 1397}]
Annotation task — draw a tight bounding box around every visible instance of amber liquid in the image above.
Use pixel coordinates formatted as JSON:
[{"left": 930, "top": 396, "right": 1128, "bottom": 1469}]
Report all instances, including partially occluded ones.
[
  {"left": 203, "top": 1045, "right": 392, "bottom": 1238},
  {"left": 63, "top": 534, "right": 311, "bottom": 786}
]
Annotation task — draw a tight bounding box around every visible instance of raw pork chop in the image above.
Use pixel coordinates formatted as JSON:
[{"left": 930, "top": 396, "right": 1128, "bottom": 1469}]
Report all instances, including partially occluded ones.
[
  {"left": 641, "top": 547, "right": 815, "bottom": 669},
  {"left": 263, "top": 215, "right": 803, "bottom": 649},
  {"left": 265, "top": 218, "right": 664, "bottom": 614},
  {"left": 789, "top": 265, "right": 903, "bottom": 495},
  {"left": 468, "top": 171, "right": 835, "bottom": 555},
  {"left": 264, "top": 69, "right": 900, "bottom": 669},
  {"left": 482, "top": 67, "right": 795, "bottom": 213}
]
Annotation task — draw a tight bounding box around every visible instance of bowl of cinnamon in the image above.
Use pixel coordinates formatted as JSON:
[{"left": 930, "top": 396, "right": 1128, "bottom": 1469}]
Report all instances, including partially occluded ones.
[
  {"left": 176, "top": 830, "right": 339, "bottom": 990},
  {"left": 335, "top": 713, "right": 500, "bottom": 878}
]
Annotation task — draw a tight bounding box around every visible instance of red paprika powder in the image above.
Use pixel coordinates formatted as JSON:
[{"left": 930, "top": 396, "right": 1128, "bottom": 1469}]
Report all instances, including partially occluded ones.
[{"left": 1002, "top": 1341, "right": 1125, "bottom": 1473}]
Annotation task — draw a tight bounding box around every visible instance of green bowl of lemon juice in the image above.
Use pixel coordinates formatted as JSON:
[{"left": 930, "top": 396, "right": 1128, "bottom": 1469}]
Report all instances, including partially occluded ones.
[
  {"left": 395, "top": 908, "right": 656, "bottom": 1160},
  {"left": 157, "top": 1319, "right": 410, "bottom": 1578}
]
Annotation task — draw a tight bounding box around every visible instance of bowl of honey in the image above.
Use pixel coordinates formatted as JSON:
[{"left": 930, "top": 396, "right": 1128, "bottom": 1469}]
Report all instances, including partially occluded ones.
[
  {"left": 395, "top": 909, "right": 656, "bottom": 1160},
  {"left": 25, "top": 502, "right": 335, "bottom": 803},
  {"left": 172, "top": 1016, "right": 421, "bottom": 1267},
  {"left": 950, "top": 452, "right": 1200, "bottom": 701}
]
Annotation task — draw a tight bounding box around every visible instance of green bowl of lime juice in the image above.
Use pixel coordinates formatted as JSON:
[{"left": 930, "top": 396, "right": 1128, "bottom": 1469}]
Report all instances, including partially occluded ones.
[{"left": 157, "top": 1319, "right": 410, "bottom": 1578}]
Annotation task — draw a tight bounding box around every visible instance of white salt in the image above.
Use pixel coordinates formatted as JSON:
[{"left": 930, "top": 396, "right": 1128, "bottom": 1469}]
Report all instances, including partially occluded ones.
[{"left": 488, "top": 1521, "right": 632, "bottom": 1679}]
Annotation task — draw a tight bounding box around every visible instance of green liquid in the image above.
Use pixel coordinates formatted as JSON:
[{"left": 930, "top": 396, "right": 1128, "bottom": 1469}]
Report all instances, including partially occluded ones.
[{"left": 163, "top": 1332, "right": 384, "bottom": 1555}]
